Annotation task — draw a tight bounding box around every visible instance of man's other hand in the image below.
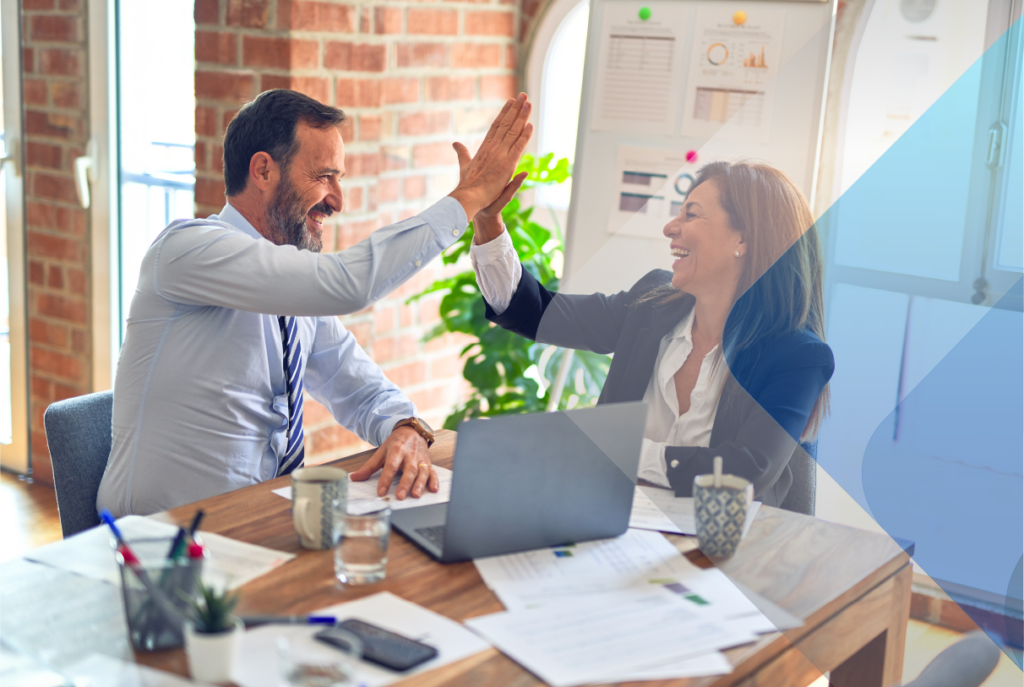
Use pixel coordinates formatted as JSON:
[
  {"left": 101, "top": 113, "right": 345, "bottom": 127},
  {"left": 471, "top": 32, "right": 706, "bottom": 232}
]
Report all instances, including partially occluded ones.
[
  {"left": 349, "top": 426, "right": 440, "bottom": 500},
  {"left": 449, "top": 93, "right": 533, "bottom": 220}
]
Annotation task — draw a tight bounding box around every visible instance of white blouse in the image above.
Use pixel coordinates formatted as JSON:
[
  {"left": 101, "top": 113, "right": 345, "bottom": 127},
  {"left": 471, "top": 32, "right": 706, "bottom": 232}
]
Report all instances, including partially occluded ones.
[{"left": 471, "top": 231, "right": 727, "bottom": 487}]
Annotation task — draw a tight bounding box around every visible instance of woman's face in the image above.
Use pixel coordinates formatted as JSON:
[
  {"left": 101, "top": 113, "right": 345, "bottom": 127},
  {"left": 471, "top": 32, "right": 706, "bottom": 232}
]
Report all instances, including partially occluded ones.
[{"left": 662, "top": 179, "right": 745, "bottom": 298}]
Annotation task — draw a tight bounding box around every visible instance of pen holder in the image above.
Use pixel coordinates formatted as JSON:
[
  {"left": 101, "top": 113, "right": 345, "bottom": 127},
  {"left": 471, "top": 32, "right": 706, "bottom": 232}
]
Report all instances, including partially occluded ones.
[{"left": 116, "top": 537, "right": 203, "bottom": 652}]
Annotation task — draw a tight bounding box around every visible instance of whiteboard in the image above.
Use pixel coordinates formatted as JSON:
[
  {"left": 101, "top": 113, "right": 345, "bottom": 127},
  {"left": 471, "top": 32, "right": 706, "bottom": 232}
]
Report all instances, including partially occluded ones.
[{"left": 563, "top": 0, "right": 836, "bottom": 295}]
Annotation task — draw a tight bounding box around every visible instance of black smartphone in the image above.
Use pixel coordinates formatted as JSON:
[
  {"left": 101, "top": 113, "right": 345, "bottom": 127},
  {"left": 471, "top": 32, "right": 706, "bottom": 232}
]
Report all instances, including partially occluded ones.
[{"left": 315, "top": 619, "right": 439, "bottom": 672}]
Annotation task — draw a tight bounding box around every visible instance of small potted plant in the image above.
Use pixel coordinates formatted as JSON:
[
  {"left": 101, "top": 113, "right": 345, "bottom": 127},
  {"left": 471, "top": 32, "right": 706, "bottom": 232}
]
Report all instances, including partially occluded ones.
[{"left": 182, "top": 579, "right": 243, "bottom": 684}]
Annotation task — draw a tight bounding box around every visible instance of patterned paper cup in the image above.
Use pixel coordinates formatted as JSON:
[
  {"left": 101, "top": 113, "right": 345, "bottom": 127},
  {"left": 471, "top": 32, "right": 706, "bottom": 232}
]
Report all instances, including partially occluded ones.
[{"left": 693, "top": 472, "right": 754, "bottom": 559}]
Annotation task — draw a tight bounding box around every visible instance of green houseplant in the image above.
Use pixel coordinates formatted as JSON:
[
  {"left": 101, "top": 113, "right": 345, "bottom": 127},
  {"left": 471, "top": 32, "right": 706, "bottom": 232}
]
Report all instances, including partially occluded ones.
[
  {"left": 410, "top": 153, "right": 610, "bottom": 429},
  {"left": 182, "top": 579, "right": 244, "bottom": 683}
]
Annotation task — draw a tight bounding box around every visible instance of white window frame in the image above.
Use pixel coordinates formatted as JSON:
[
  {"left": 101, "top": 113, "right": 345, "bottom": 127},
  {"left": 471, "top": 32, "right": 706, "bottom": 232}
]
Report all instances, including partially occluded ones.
[{"left": 1, "top": 0, "right": 29, "bottom": 473}]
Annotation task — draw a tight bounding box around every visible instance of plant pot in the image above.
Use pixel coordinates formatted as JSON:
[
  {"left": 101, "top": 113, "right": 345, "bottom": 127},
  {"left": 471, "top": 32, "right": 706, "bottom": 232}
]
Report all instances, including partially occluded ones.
[{"left": 183, "top": 617, "right": 244, "bottom": 684}]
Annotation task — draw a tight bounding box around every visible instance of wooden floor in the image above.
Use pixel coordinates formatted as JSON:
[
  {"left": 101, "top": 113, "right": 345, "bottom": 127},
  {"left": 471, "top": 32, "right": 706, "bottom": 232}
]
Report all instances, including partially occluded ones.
[{"left": 2, "top": 473, "right": 1020, "bottom": 686}]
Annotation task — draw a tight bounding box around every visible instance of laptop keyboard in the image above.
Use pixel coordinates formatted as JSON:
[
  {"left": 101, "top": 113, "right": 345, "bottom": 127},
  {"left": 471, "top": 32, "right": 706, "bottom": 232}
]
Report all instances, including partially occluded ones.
[{"left": 415, "top": 525, "right": 447, "bottom": 549}]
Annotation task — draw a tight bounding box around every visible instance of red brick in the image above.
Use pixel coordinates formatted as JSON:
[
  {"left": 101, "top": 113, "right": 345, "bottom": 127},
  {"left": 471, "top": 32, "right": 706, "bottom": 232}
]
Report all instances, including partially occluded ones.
[
  {"left": 194, "top": 0, "right": 220, "bottom": 24},
  {"left": 29, "top": 318, "right": 67, "bottom": 348},
  {"left": 426, "top": 76, "right": 474, "bottom": 102},
  {"left": 344, "top": 186, "right": 363, "bottom": 212},
  {"left": 22, "top": 0, "right": 55, "bottom": 8},
  {"left": 194, "top": 140, "right": 208, "bottom": 172},
  {"left": 31, "top": 375, "right": 53, "bottom": 400},
  {"left": 373, "top": 333, "right": 420, "bottom": 363},
  {"left": 67, "top": 268, "right": 86, "bottom": 293},
  {"left": 279, "top": 0, "right": 355, "bottom": 32},
  {"left": 505, "top": 44, "right": 516, "bottom": 68},
  {"left": 429, "top": 352, "right": 463, "bottom": 380},
  {"left": 212, "top": 145, "right": 225, "bottom": 173},
  {"left": 50, "top": 82, "right": 80, "bottom": 108},
  {"left": 399, "top": 303, "right": 415, "bottom": 328},
  {"left": 27, "top": 231, "right": 80, "bottom": 261},
  {"left": 54, "top": 379, "right": 81, "bottom": 400},
  {"left": 382, "top": 361, "right": 427, "bottom": 387},
  {"left": 465, "top": 11, "right": 515, "bottom": 36},
  {"left": 243, "top": 37, "right": 319, "bottom": 70},
  {"left": 30, "top": 346, "right": 84, "bottom": 381},
  {"left": 408, "top": 383, "right": 457, "bottom": 414},
  {"left": 336, "top": 79, "right": 381, "bottom": 108},
  {"left": 403, "top": 175, "right": 427, "bottom": 199},
  {"left": 260, "top": 76, "right": 330, "bottom": 104},
  {"left": 345, "top": 152, "right": 381, "bottom": 178},
  {"left": 31, "top": 15, "right": 79, "bottom": 42},
  {"left": 196, "top": 31, "right": 237, "bottom": 65},
  {"left": 324, "top": 42, "right": 387, "bottom": 72},
  {"left": 26, "top": 142, "right": 62, "bottom": 169},
  {"left": 395, "top": 43, "right": 447, "bottom": 69},
  {"left": 23, "top": 79, "right": 47, "bottom": 106},
  {"left": 359, "top": 7, "right": 371, "bottom": 34},
  {"left": 451, "top": 43, "right": 501, "bottom": 69},
  {"left": 398, "top": 111, "right": 450, "bottom": 136},
  {"left": 344, "top": 320, "right": 373, "bottom": 348},
  {"left": 374, "top": 7, "right": 403, "bottom": 34},
  {"left": 28, "top": 261, "right": 45, "bottom": 285},
  {"left": 47, "top": 266, "right": 63, "bottom": 289},
  {"left": 227, "top": 0, "right": 269, "bottom": 28},
  {"left": 413, "top": 142, "right": 455, "bottom": 169},
  {"left": 23, "top": 47, "right": 34, "bottom": 73},
  {"left": 377, "top": 178, "right": 399, "bottom": 203},
  {"left": 195, "top": 177, "right": 226, "bottom": 208},
  {"left": 374, "top": 305, "right": 396, "bottom": 333},
  {"left": 32, "top": 173, "right": 79, "bottom": 203},
  {"left": 381, "top": 78, "right": 419, "bottom": 105},
  {"left": 418, "top": 296, "right": 442, "bottom": 324},
  {"left": 303, "top": 396, "right": 334, "bottom": 427},
  {"left": 39, "top": 49, "right": 82, "bottom": 77},
  {"left": 337, "top": 219, "right": 378, "bottom": 250},
  {"left": 407, "top": 9, "right": 458, "bottom": 35},
  {"left": 34, "top": 293, "right": 88, "bottom": 324},
  {"left": 481, "top": 74, "right": 517, "bottom": 100},
  {"left": 359, "top": 115, "right": 382, "bottom": 141},
  {"left": 222, "top": 109, "right": 240, "bottom": 133},
  {"left": 196, "top": 106, "right": 217, "bottom": 137},
  {"left": 338, "top": 117, "right": 355, "bottom": 143},
  {"left": 307, "top": 423, "right": 362, "bottom": 456},
  {"left": 381, "top": 146, "right": 409, "bottom": 171},
  {"left": 195, "top": 71, "right": 255, "bottom": 104}
]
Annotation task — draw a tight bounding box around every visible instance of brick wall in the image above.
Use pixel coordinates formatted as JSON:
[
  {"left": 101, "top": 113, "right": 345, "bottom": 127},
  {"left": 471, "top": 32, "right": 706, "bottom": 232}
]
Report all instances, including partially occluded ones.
[
  {"left": 21, "top": 0, "right": 91, "bottom": 485},
  {"left": 194, "top": 0, "right": 520, "bottom": 461}
]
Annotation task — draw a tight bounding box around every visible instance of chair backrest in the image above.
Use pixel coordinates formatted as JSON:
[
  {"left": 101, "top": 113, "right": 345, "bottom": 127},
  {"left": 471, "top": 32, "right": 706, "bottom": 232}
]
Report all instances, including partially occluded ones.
[
  {"left": 43, "top": 390, "right": 114, "bottom": 537},
  {"left": 901, "top": 631, "right": 1001, "bottom": 687},
  {"left": 779, "top": 441, "right": 817, "bottom": 516}
]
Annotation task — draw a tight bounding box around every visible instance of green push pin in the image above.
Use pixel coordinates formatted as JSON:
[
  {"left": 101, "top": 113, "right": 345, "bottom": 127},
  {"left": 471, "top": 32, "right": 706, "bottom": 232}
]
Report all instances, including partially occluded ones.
[{"left": 638, "top": 6, "right": 651, "bottom": 20}]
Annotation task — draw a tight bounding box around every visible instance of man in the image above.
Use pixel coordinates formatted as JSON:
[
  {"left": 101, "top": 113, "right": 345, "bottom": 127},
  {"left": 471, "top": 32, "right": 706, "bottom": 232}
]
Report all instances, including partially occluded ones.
[{"left": 97, "top": 89, "right": 532, "bottom": 516}]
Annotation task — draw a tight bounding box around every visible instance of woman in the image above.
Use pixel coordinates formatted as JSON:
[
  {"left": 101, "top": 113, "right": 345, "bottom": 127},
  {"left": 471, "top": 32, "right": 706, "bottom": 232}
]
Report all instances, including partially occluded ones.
[{"left": 469, "top": 160, "right": 833, "bottom": 509}]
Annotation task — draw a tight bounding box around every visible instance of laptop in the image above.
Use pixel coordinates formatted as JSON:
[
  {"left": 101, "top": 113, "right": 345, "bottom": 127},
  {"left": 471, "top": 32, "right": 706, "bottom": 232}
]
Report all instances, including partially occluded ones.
[{"left": 391, "top": 401, "right": 648, "bottom": 562}]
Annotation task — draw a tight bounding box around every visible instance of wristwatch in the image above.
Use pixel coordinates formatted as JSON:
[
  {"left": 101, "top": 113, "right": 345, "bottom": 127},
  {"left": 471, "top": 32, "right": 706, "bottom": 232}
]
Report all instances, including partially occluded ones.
[{"left": 393, "top": 417, "right": 435, "bottom": 448}]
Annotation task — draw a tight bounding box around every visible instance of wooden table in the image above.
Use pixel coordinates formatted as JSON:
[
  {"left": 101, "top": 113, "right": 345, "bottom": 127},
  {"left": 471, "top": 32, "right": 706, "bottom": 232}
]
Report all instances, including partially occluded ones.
[{"left": 2, "top": 430, "right": 912, "bottom": 687}]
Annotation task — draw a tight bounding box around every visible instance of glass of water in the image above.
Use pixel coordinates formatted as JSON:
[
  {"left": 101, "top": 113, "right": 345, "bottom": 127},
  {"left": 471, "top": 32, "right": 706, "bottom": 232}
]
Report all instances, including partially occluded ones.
[
  {"left": 277, "top": 632, "right": 362, "bottom": 687},
  {"left": 334, "top": 501, "right": 391, "bottom": 585}
]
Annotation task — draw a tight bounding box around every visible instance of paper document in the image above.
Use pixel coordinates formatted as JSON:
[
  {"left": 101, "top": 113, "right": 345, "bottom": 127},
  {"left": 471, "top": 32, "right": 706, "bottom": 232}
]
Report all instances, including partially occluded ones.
[
  {"left": 24, "top": 515, "right": 293, "bottom": 590},
  {"left": 630, "top": 485, "right": 761, "bottom": 537},
  {"left": 272, "top": 466, "right": 453, "bottom": 515},
  {"left": 590, "top": 2, "right": 687, "bottom": 134},
  {"left": 607, "top": 145, "right": 706, "bottom": 239},
  {"left": 234, "top": 592, "right": 491, "bottom": 687},
  {"left": 474, "top": 528, "right": 698, "bottom": 610},
  {"left": 465, "top": 591, "right": 752, "bottom": 687},
  {"left": 65, "top": 653, "right": 209, "bottom": 686},
  {"left": 680, "top": 6, "right": 786, "bottom": 141}
]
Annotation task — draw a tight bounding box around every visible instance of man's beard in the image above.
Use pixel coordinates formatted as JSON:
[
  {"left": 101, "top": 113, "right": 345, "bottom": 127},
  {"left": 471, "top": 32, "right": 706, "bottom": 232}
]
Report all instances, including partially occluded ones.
[{"left": 265, "top": 174, "right": 331, "bottom": 253}]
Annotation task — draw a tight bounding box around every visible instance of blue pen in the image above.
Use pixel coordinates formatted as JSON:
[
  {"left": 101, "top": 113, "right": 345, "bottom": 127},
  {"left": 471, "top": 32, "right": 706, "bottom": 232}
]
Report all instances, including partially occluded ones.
[
  {"left": 241, "top": 615, "right": 337, "bottom": 628},
  {"left": 99, "top": 509, "right": 126, "bottom": 544}
]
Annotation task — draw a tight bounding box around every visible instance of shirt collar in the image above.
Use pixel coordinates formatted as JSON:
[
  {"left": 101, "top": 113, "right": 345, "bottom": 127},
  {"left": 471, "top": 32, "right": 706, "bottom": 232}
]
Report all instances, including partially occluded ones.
[
  {"left": 217, "top": 202, "right": 264, "bottom": 241},
  {"left": 669, "top": 307, "right": 696, "bottom": 342}
]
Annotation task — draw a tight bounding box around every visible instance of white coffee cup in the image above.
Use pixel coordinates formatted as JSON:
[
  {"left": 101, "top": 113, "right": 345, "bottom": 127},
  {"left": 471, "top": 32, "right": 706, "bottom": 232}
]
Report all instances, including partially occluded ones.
[{"left": 290, "top": 466, "right": 348, "bottom": 550}]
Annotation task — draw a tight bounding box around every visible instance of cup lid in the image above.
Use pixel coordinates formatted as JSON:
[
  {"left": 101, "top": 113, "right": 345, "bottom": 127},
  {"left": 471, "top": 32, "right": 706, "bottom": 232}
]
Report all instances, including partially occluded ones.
[{"left": 693, "top": 472, "right": 751, "bottom": 490}]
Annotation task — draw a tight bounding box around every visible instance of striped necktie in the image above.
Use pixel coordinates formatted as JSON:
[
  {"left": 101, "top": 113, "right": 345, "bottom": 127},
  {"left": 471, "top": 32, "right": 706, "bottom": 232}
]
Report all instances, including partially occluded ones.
[{"left": 277, "top": 315, "right": 305, "bottom": 476}]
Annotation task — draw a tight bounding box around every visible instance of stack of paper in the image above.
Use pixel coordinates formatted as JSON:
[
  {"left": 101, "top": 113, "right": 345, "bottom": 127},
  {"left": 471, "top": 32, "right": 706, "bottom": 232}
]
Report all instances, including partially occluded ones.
[
  {"left": 234, "top": 592, "right": 491, "bottom": 687},
  {"left": 469, "top": 528, "right": 800, "bottom": 686},
  {"left": 272, "top": 466, "right": 454, "bottom": 515},
  {"left": 24, "top": 515, "right": 293, "bottom": 590}
]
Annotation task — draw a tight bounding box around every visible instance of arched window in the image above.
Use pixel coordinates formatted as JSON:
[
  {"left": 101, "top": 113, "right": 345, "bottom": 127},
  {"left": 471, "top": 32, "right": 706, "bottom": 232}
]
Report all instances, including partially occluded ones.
[{"left": 526, "top": 0, "right": 590, "bottom": 212}]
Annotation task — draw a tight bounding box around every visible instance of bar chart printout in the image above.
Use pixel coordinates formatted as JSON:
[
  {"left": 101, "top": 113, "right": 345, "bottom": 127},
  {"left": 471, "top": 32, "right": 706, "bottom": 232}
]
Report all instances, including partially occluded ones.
[{"left": 590, "top": 2, "right": 688, "bottom": 135}]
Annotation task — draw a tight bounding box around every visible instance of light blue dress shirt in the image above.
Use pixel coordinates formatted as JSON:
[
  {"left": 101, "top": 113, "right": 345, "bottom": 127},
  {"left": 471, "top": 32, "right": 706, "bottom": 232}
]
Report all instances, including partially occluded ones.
[{"left": 97, "top": 198, "right": 467, "bottom": 516}]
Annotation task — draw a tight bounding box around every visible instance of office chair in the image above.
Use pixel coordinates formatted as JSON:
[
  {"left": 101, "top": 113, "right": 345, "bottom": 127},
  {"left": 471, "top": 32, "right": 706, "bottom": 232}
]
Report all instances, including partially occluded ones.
[
  {"left": 900, "top": 631, "right": 1002, "bottom": 687},
  {"left": 43, "top": 390, "right": 114, "bottom": 537},
  {"left": 779, "top": 442, "right": 817, "bottom": 516}
]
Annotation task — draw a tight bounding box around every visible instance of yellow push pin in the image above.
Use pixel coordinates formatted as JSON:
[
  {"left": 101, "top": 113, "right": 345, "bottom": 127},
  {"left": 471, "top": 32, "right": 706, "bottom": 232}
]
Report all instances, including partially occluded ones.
[{"left": 733, "top": 10, "right": 746, "bottom": 25}]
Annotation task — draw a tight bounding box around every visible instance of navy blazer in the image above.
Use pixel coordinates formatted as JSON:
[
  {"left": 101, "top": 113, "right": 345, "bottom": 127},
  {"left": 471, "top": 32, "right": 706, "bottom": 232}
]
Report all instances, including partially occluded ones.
[{"left": 485, "top": 269, "right": 835, "bottom": 508}]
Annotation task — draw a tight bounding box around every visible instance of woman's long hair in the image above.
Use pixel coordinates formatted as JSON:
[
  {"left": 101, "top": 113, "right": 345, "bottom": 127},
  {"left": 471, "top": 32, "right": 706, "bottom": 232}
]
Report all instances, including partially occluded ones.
[{"left": 649, "top": 160, "right": 830, "bottom": 440}]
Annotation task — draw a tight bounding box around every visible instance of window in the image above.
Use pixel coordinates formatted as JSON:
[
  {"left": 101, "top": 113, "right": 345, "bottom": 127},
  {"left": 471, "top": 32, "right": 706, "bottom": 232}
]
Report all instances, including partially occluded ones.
[
  {"left": 527, "top": 0, "right": 590, "bottom": 215},
  {"left": 0, "top": 0, "right": 28, "bottom": 472}
]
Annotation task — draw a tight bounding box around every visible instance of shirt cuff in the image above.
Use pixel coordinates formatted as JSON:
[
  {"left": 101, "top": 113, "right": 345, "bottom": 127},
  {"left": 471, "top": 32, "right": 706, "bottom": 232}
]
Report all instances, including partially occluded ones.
[
  {"left": 637, "top": 438, "right": 671, "bottom": 488},
  {"left": 420, "top": 196, "right": 469, "bottom": 250},
  {"left": 470, "top": 228, "right": 514, "bottom": 263}
]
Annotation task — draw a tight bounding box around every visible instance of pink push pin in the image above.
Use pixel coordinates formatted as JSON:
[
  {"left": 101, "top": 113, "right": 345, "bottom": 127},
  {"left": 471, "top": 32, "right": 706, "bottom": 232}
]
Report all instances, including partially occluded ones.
[{"left": 686, "top": 150, "right": 698, "bottom": 163}]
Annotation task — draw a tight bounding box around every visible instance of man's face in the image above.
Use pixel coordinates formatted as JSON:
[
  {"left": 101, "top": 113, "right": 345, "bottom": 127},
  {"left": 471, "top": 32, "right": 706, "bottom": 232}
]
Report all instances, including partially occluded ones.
[{"left": 265, "top": 122, "right": 346, "bottom": 252}]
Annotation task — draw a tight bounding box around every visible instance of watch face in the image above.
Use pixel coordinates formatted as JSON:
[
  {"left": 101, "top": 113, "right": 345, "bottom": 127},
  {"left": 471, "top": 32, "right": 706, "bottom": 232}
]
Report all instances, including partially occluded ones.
[{"left": 417, "top": 417, "right": 434, "bottom": 434}]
